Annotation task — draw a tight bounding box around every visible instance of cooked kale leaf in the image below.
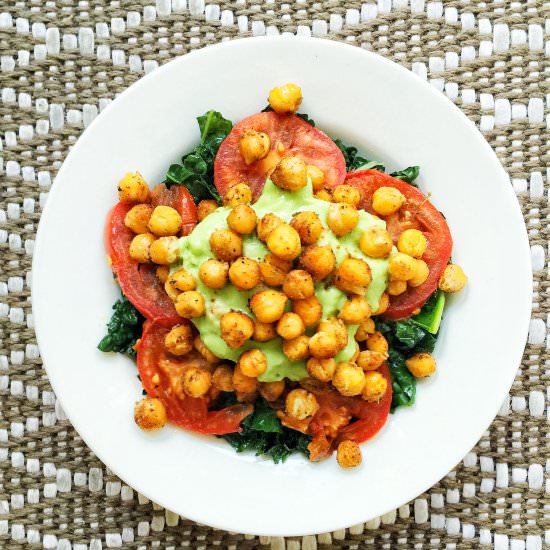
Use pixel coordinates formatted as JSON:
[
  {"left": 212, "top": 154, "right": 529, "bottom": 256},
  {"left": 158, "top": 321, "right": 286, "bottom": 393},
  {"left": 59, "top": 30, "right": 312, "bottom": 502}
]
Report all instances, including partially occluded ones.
[
  {"left": 333, "top": 139, "right": 386, "bottom": 172},
  {"left": 98, "top": 295, "right": 144, "bottom": 359},
  {"left": 390, "top": 166, "right": 420, "bottom": 185}
]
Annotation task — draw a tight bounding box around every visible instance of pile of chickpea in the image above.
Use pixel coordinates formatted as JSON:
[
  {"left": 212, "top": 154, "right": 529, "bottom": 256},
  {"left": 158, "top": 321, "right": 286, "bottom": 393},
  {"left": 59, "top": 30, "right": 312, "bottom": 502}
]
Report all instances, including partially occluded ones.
[{"left": 124, "top": 83, "right": 468, "bottom": 468}]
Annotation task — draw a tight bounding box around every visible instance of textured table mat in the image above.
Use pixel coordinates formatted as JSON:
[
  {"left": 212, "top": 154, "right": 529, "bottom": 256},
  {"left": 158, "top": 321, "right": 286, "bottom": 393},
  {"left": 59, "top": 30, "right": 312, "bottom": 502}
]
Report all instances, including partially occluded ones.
[{"left": 0, "top": 1, "right": 548, "bottom": 548}]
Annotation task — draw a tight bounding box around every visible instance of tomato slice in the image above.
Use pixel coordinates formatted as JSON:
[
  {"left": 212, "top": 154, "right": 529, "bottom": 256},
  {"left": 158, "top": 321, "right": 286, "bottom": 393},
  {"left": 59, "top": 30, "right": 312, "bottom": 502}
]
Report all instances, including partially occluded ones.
[
  {"left": 345, "top": 170, "right": 453, "bottom": 319},
  {"left": 136, "top": 321, "right": 252, "bottom": 435},
  {"left": 105, "top": 202, "right": 181, "bottom": 325},
  {"left": 214, "top": 111, "right": 346, "bottom": 199},
  {"left": 150, "top": 183, "right": 198, "bottom": 236}
]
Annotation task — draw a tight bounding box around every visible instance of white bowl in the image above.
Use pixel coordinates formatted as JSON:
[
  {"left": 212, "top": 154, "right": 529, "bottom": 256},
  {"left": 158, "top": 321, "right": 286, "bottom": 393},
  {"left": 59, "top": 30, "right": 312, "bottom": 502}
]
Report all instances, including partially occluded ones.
[{"left": 33, "top": 37, "right": 532, "bottom": 536}]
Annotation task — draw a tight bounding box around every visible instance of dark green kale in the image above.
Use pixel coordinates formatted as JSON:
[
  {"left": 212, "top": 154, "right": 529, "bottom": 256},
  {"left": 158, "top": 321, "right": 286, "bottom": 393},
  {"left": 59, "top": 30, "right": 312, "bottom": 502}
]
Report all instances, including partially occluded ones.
[
  {"left": 390, "top": 166, "right": 420, "bottom": 185},
  {"left": 332, "top": 139, "right": 386, "bottom": 172},
  {"left": 98, "top": 295, "right": 144, "bottom": 359},
  {"left": 165, "top": 110, "right": 233, "bottom": 203}
]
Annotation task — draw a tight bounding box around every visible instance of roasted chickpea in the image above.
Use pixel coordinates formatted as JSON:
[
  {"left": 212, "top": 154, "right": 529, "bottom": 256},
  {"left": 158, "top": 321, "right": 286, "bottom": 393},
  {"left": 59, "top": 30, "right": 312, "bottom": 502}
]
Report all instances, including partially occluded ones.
[
  {"left": 268, "top": 83, "right": 302, "bottom": 114},
  {"left": 118, "top": 172, "right": 149, "bottom": 203},
  {"left": 285, "top": 388, "right": 319, "bottom": 420},
  {"left": 362, "top": 371, "right": 388, "bottom": 402},
  {"left": 199, "top": 259, "right": 229, "bottom": 289},
  {"left": 439, "top": 264, "right": 468, "bottom": 293},
  {"left": 237, "top": 349, "right": 267, "bottom": 378},
  {"left": 292, "top": 295, "right": 323, "bottom": 327},
  {"left": 164, "top": 279, "right": 180, "bottom": 301},
  {"left": 271, "top": 156, "right": 307, "bottom": 192},
  {"left": 406, "top": 352, "right": 436, "bottom": 377},
  {"left": 124, "top": 204, "right": 153, "bottom": 234},
  {"left": 351, "top": 342, "right": 360, "bottom": 362},
  {"left": 229, "top": 257, "right": 262, "bottom": 290},
  {"left": 309, "top": 331, "right": 339, "bottom": 359},
  {"left": 306, "top": 357, "right": 336, "bottom": 382},
  {"left": 409, "top": 259, "right": 429, "bottom": 287},
  {"left": 250, "top": 289, "right": 288, "bottom": 323},
  {"left": 300, "top": 245, "right": 336, "bottom": 280},
  {"left": 212, "top": 365, "right": 234, "bottom": 392},
  {"left": 182, "top": 367, "right": 212, "bottom": 398},
  {"left": 257, "top": 213, "right": 283, "bottom": 242},
  {"left": 315, "top": 189, "right": 332, "bottom": 202},
  {"left": 220, "top": 311, "right": 254, "bottom": 349},
  {"left": 327, "top": 203, "right": 359, "bottom": 237},
  {"left": 283, "top": 335, "right": 310, "bottom": 361},
  {"left": 357, "top": 350, "right": 386, "bottom": 371},
  {"left": 388, "top": 279, "right": 407, "bottom": 296},
  {"left": 282, "top": 270, "right": 315, "bottom": 300},
  {"left": 223, "top": 183, "right": 252, "bottom": 207},
  {"left": 388, "top": 252, "right": 416, "bottom": 281},
  {"left": 175, "top": 291, "right": 205, "bottom": 318},
  {"left": 336, "top": 440, "right": 362, "bottom": 469},
  {"left": 148, "top": 205, "right": 182, "bottom": 237},
  {"left": 164, "top": 324, "right": 193, "bottom": 356},
  {"left": 373, "top": 292, "right": 389, "bottom": 315},
  {"left": 366, "top": 331, "right": 389, "bottom": 355},
  {"left": 194, "top": 336, "right": 220, "bottom": 363},
  {"left": 317, "top": 318, "right": 348, "bottom": 352},
  {"left": 259, "top": 380, "right": 285, "bottom": 402},
  {"left": 134, "top": 397, "right": 167, "bottom": 431},
  {"left": 276, "top": 312, "right": 305, "bottom": 340},
  {"left": 209, "top": 229, "right": 243, "bottom": 262},
  {"left": 267, "top": 223, "right": 301, "bottom": 261},
  {"left": 227, "top": 204, "right": 257, "bottom": 235},
  {"left": 334, "top": 257, "right": 372, "bottom": 295},
  {"left": 129, "top": 233, "right": 155, "bottom": 263},
  {"left": 355, "top": 318, "right": 376, "bottom": 341},
  {"left": 306, "top": 165, "right": 325, "bottom": 192},
  {"left": 232, "top": 363, "right": 258, "bottom": 395},
  {"left": 332, "top": 362, "right": 366, "bottom": 397},
  {"left": 339, "top": 295, "right": 371, "bottom": 325},
  {"left": 149, "top": 236, "right": 178, "bottom": 265},
  {"left": 290, "top": 211, "right": 323, "bottom": 245},
  {"left": 239, "top": 129, "right": 271, "bottom": 165},
  {"left": 253, "top": 321, "right": 277, "bottom": 342},
  {"left": 156, "top": 265, "right": 169, "bottom": 284},
  {"left": 197, "top": 199, "right": 218, "bottom": 221},
  {"left": 332, "top": 184, "right": 361, "bottom": 207},
  {"left": 168, "top": 268, "right": 196, "bottom": 292},
  {"left": 397, "top": 229, "right": 427, "bottom": 258},
  {"left": 359, "top": 226, "right": 393, "bottom": 259},
  {"left": 259, "top": 253, "right": 292, "bottom": 287},
  {"left": 372, "top": 186, "right": 405, "bottom": 216}
]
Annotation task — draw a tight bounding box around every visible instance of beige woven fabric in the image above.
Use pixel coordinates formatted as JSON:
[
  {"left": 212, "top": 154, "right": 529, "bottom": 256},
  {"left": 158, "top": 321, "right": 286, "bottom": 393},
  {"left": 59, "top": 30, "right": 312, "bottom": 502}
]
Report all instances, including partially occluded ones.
[{"left": 0, "top": 1, "right": 548, "bottom": 548}]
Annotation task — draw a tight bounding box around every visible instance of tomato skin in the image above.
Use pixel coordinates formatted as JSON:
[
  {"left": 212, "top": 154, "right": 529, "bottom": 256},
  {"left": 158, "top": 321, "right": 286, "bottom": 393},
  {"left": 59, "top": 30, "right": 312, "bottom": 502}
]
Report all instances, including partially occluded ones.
[
  {"left": 214, "top": 111, "right": 346, "bottom": 199},
  {"left": 345, "top": 170, "right": 453, "bottom": 319},
  {"left": 137, "top": 321, "right": 252, "bottom": 435}
]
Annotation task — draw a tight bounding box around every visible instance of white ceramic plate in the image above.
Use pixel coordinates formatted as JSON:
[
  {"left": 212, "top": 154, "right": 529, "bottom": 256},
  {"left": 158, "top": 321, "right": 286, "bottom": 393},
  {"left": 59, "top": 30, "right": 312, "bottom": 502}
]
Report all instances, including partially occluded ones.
[{"left": 33, "top": 37, "right": 531, "bottom": 536}]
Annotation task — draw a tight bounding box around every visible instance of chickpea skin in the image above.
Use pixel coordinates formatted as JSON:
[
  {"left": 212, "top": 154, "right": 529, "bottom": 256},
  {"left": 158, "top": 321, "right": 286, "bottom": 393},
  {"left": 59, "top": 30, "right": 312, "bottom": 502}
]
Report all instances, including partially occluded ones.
[
  {"left": 406, "top": 352, "right": 436, "bottom": 377},
  {"left": 359, "top": 226, "right": 393, "bottom": 259},
  {"left": 327, "top": 203, "right": 359, "bottom": 236},
  {"left": 355, "top": 318, "right": 375, "bottom": 341},
  {"left": 118, "top": 172, "right": 149, "bottom": 203},
  {"left": 373, "top": 292, "right": 389, "bottom": 315},
  {"left": 199, "top": 259, "right": 229, "bottom": 289},
  {"left": 257, "top": 213, "right": 283, "bottom": 242},
  {"left": 276, "top": 312, "right": 305, "bottom": 340},
  {"left": 253, "top": 321, "right": 277, "bottom": 342},
  {"left": 333, "top": 185, "right": 361, "bottom": 207},
  {"left": 398, "top": 229, "right": 427, "bottom": 258},
  {"left": 362, "top": 371, "right": 388, "bottom": 402},
  {"left": 212, "top": 365, "right": 234, "bottom": 392},
  {"left": 124, "top": 204, "right": 153, "bottom": 234},
  {"left": 309, "top": 331, "right": 339, "bottom": 359},
  {"left": 282, "top": 270, "right": 315, "bottom": 300},
  {"left": 223, "top": 183, "right": 252, "bottom": 207},
  {"left": 268, "top": 83, "right": 302, "bottom": 114},
  {"left": 300, "top": 245, "right": 336, "bottom": 280},
  {"left": 164, "top": 324, "right": 194, "bottom": 356},
  {"left": 388, "top": 252, "right": 417, "bottom": 281},
  {"left": 357, "top": 350, "right": 386, "bottom": 371},
  {"left": 439, "top": 264, "right": 468, "bottom": 293},
  {"left": 292, "top": 295, "right": 323, "bottom": 327},
  {"left": 129, "top": 233, "right": 155, "bottom": 263},
  {"left": 250, "top": 290, "right": 288, "bottom": 323},
  {"left": 220, "top": 311, "right": 255, "bottom": 349},
  {"left": 156, "top": 265, "right": 169, "bottom": 284},
  {"left": 227, "top": 204, "right": 257, "bottom": 235},
  {"left": 148, "top": 205, "right": 182, "bottom": 237},
  {"left": 315, "top": 189, "right": 332, "bottom": 202},
  {"left": 259, "top": 254, "right": 292, "bottom": 287},
  {"left": 194, "top": 336, "right": 220, "bottom": 364},
  {"left": 307, "top": 357, "right": 336, "bottom": 382},
  {"left": 238, "top": 349, "right": 268, "bottom": 378},
  {"left": 267, "top": 223, "right": 302, "bottom": 261},
  {"left": 168, "top": 268, "right": 196, "bottom": 292},
  {"left": 164, "top": 279, "right": 180, "bottom": 301},
  {"left": 339, "top": 295, "right": 371, "bottom": 325},
  {"left": 182, "top": 367, "right": 212, "bottom": 398},
  {"left": 334, "top": 257, "right": 372, "bottom": 295},
  {"left": 285, "top": 388, "right": 319, "bottom": 420},
  {"left": 409, "top": 259, "right": 430, "bottom": 287},
  {"left": 197, "top": 199, "right": 218, "bottom": 221},
  {"left": 209, "top": 229, "right": 243, "bottom": 262},
  {"left": 229, "top": 257, "right": 262, "bottom": 291},
  {"left": 239, "top": 129, "right": 271, "bottom": 165},
  {"left": 332, "top": 362, "right": 366, "bottom": 397},
  {"left": 283, "top": 335, "right": 310, "bottom": 361},
  {"left": 372, "top": 186, "right": 405, "bottom": 216},
  {"left": 290, "top": 211, "right": 323, "bottom": 245},
  {"left": 306, "top": 165, "right": 325, "bottom": 192},
  {"left": 388, "top": 279, "right": 407, "bottom": 296},
  {"left": 134, "top": 397, "right": 167, "bottom": 431},
  {"left": 259, "top": 380, "right": 286, "bottom": 402},
  {"left": 271, "top": 156, "right": 307, "bottom": 192},
  {"left": 232, "top": 364, "right": 258, "bottom": 396},
  {"left": 175, "top": 291, "right": 205, "bottom": 318},
  {"left": 337, "top": 440, "right": 362, "bottom": 469},
  {"left": 149, "top": 236, "right": 178, "bottom": 265},
  {"left": 366, "top": 331, "right": 389, "bottom": 355}
]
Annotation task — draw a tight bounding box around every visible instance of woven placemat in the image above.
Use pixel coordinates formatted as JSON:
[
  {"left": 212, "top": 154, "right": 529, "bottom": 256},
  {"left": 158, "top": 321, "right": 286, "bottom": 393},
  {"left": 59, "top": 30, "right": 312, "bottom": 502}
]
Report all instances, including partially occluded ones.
[{"left": 0, "top": 1, "right": 548, "bottom": 548}]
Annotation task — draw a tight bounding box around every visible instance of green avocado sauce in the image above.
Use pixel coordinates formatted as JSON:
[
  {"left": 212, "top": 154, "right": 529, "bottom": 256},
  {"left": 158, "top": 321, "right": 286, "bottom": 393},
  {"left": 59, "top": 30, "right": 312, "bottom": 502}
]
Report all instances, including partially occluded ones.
[{"left": 172, "top": 179, "right": 389, "bottom": 382}]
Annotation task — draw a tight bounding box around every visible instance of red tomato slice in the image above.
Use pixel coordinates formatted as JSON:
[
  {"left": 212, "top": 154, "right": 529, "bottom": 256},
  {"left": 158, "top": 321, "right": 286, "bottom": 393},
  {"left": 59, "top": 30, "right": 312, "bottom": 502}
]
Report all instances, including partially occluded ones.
[
  {"left": 214, "top": 111, "right": 346, "bottom": 199},
  {"left": 150, "top": 183, "right": 198, "bottom": 236},
  {"left": 345, "top": 170, "right": 453, "bottom": 319},
  {"left": 105, "top": 202, "right": 180, "bottom": 326},
  {"left": 136, "top": 321, "right": 252, "bottom": 435}
]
